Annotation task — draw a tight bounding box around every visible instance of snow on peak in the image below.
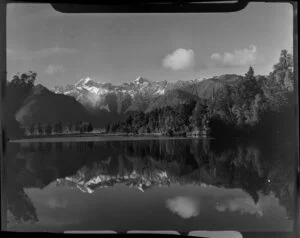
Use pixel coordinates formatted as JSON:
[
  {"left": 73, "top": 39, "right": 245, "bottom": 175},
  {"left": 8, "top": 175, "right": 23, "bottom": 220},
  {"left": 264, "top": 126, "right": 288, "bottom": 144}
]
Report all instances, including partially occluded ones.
[
  {"left": 135, "top": 76, "right": 142, "bottom": 82},
  {"left": 195, "top": 77, "right": 207, "bottom": 82},
  {"left": 75, "top": 77, "right": 93, "bottom": 87},
  {"left": 74, "top": 77, "right": 110, "bottom": 95},
  {"left": 156, "top": 88, "right": 165, "bottom": 95},
  {"left": 134, "top": 76, "right": 149, "bottom": 85},
  {"left": 84, "top": 77, "right": 92, "bottom": 84}
]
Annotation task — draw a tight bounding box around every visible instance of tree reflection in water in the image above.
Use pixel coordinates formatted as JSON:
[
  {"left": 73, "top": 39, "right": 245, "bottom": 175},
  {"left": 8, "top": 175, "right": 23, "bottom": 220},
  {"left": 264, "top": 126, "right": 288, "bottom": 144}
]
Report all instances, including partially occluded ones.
[{"left": 5, "top": 138, "right": 296, "bottom": 224}]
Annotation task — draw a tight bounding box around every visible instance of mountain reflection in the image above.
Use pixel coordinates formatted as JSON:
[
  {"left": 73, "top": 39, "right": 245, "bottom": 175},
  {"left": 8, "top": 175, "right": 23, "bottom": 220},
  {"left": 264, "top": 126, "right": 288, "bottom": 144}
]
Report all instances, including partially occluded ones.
[{"left": 5, "top": 138, "right": 295, "bottom": 225}]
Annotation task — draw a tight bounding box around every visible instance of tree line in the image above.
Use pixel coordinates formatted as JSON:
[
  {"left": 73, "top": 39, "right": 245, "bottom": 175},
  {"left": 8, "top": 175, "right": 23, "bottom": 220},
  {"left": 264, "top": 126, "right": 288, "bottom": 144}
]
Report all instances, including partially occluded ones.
[
  {"left": 106, "top": 50, "right": 295, "bottom": 140},
  {"left": 3, "top": 71, "right": 38, "bottom": 139},
  {"left": 28, "top": 121, "right": 93, "bottom": 135}
]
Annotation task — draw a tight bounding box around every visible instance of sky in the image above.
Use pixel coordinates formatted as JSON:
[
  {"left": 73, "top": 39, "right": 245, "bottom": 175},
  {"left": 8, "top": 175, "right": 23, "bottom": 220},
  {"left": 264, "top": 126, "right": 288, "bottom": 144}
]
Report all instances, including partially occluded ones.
[{"left": 6, "top": 2, "right": 293, "bottom": 89}]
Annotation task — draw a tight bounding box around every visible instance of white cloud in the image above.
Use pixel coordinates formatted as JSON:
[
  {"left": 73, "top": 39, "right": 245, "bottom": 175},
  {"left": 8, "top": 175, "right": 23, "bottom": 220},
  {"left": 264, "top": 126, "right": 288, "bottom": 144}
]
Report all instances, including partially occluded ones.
[
  {"left": 210, "top": 53, "right": 222, "bottom": 60},
  {"left": 166, "top": 196, "right": 200, "bottom": 219},
  {"left": 163, "top": 48, "right": 195, "bottom": 71},
  {"left": 45, "top": 64, "right": 65, "bottom": 75},
  {"left": 216, "top": 196, "right": 263, "bottom": 217},
  {"left": 210, "top": 45, "right": 258, "bottom": 67}
]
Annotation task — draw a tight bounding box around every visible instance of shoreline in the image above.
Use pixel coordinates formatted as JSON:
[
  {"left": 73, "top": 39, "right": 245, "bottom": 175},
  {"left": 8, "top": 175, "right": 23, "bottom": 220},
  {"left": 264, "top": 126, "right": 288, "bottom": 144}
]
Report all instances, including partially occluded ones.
[{"left": 9, "top": 134, "right": 215, "bottom": 143}]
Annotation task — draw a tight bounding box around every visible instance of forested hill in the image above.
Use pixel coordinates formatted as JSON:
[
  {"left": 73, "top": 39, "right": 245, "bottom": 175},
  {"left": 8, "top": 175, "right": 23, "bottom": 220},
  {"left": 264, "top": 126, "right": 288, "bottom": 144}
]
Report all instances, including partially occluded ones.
[
  {"left": 15, "top": 84, "right": 90, "bottom": 126},
  {"left": 145, "top": 89, "right": 199, "bottom": 113},
  {"left": 108, "top": 50, "right": 296, "bottom": 141},
  {"left": 3, "top": 73, "right": 91, "bottom": 139}
]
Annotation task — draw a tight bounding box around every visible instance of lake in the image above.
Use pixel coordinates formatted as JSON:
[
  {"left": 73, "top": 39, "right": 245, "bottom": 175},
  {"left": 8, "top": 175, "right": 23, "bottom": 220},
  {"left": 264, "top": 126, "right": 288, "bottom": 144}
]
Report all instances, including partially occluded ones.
[{"left": 4, "top": 138, "right": 297, "bottom": 233}]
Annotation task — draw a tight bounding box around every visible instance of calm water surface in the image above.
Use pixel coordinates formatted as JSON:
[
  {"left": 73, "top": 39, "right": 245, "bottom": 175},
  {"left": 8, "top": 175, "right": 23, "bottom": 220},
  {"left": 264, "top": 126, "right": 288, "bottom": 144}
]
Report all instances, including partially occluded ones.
[{"left": 5, "top": 138, "right": 296, "bottom": 233}]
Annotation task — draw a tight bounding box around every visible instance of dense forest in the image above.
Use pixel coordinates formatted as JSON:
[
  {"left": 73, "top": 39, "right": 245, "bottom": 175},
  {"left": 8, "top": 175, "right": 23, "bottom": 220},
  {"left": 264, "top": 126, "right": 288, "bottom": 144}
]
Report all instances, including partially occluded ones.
[
  {"left": 107, "top": 50, "right": 296, "bottom": 141},
  {"left": 27, "top": 121, "right": 93, "bottom": 136}
]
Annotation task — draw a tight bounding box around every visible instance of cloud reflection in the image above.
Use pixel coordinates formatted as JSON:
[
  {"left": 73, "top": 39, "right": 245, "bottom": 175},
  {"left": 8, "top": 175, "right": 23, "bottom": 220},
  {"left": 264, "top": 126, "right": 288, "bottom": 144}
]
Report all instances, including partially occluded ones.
[
  {"left": 216, "top": 196, "right": 263, "bottom": 217},
  {"left": 166, "top": 196, "right": 200, "bottom": 219}
]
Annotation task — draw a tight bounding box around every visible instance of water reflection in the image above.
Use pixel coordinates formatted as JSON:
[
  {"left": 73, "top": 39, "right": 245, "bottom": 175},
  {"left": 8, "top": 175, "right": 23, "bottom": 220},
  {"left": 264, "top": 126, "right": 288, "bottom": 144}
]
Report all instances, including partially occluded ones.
[
  {"left": 166, "top": 196, "right": 200, "bottom": 219},
  {"left": 5, "top": 138, "right": 296, "bottom": 230},
  {"left": 216, "top": 196, "right": 263, "bottom": 217}
]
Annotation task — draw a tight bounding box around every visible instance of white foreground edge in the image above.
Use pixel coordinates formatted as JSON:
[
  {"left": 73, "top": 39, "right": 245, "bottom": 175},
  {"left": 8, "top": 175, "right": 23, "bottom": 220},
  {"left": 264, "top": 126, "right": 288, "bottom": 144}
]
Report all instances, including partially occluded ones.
[
  {"left": 188, "top": 231, "right": 243, "bottom": 238},
  {"left": 64, "top": 230, "right": 243, "bottom": 237},
  {"left": 127, "top": 231, "right": 180, "bottom": 235},
  {"left": 64, "top": 230, "right": 117, "bottom": 234}
]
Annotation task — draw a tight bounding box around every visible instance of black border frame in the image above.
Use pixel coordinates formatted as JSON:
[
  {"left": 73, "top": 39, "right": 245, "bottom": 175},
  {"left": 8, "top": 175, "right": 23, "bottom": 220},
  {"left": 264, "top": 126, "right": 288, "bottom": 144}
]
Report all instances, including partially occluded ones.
[{"left": 0, "top": 1, "right": 298, "bottom": 237}]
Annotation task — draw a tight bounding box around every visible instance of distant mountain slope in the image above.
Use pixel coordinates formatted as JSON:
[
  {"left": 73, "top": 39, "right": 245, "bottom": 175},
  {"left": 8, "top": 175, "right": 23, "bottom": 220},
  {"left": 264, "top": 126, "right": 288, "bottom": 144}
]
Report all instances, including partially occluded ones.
[
  {"left": 181, "top": 74, "right": 243, "bottom": 99},
  {"left": 15, "top": 84, "right": 91, "bottom": 127},
  {"left": 145, "top": 89, "right": 199, "bottom": 113}
]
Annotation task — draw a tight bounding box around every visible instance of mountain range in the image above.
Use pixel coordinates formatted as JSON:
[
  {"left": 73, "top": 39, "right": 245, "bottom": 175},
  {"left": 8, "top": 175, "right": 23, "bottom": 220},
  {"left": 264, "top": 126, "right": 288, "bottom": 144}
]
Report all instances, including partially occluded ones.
[
  {"left": 51, "top": 74, "right": 243, "bottom": 127},
  {"left": 5, "top": 74, "right": 244, "bottom": 136},
  {"left": 54, "top": 76, "right": 189, "bottom": 113}
]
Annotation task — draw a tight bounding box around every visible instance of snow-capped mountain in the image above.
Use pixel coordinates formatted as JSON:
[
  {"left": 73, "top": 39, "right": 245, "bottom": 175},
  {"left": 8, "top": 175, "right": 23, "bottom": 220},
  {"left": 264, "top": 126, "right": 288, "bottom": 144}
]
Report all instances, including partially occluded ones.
[
  {"left": 56, "top": 167, "right": 170, "bottom": 194},
  {"left": 53, "top": 76, "right": 174, "bottom": 114},
  {"left": 53, "top": 74, "right": 242, "bottom": 117}
]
